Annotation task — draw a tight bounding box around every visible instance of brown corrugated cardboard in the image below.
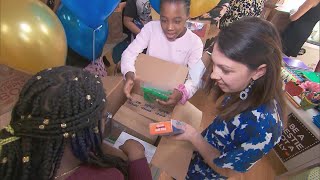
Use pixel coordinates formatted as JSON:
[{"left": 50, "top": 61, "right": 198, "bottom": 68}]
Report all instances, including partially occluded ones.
[
  {"left": 111, "top": 95, "right": 202, "bottom": 179},
  {"left": 101, "top": 76, "right": 127, "bottom": 116},
  {"left": 124, "top": 94, "right": 173, "bottom": 122},
  {"left": 151, "top": 102, "right": 202, "bottom": 180},
  {"left": 113, "top": 105, "right": 158, "bottom": 145},
  {"left": 110, "top": 54, "right": 189, "bottom": 145},
  {"left": 135, "top": 54, "right": 189, "bottom": 91}
]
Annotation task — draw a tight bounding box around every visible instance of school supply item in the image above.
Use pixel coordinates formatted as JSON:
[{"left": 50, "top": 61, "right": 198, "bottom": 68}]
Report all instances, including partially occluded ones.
[
  {"left": 149, "top": 119, "right": 184, "bottom": 136},
  {"left": 141, "top": 85, "right": 172, "bottom": 103},
  {"left": 283, "top": 57, "right": 310, "bottom": 70},
  {"left": 281, "top": 67, "right": 305, "bottom": 84},
  {"left": 113, "top": 132, "right": 157, "bottom": 163}
]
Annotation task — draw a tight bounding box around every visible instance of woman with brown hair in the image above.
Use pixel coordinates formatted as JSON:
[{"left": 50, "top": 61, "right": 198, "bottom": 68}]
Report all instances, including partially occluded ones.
[{"left": 171, "top": 17, "right": 286, "bottom": 179}]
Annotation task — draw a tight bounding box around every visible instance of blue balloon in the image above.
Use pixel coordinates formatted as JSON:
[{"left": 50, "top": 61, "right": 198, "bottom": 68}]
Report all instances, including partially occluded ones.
[
  {"left": 57, "top": 5, "right": 108, "bottom": 61},
  {"left": 150, "top": 0, "right": 160, "bottom": 14},
  {"left": 61, "top": 0, "right": 119, "bottom": 28}
]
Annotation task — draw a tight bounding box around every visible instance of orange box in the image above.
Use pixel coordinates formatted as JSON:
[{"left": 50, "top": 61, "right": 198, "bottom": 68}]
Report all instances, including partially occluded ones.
[{"left": 149, "top": 120, "right": 184, "bottom": 136}]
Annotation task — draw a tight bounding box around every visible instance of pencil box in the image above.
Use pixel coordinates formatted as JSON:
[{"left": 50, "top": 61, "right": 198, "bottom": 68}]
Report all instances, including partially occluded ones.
[{"left": 149, "top": 119, "right": 184, "bottom": 136}]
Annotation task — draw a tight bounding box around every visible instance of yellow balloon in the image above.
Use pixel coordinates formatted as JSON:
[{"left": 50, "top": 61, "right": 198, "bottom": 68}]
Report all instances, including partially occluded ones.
[
  {"left": 190, "top": 0, "right": 220, "bottom": 18},
  {"left": 0, "top": 0, "right": 67, "bottom": 74}
]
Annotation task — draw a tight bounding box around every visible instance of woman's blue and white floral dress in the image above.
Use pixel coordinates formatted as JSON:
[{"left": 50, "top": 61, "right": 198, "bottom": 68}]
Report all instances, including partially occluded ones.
[{"left": 187, "top": 100, "right": 283, "bottom": 179}]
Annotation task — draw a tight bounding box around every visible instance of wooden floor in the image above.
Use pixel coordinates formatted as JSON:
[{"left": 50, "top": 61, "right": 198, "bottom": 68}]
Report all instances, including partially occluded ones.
[{"left": 186, "top": 89, "right": 288, "bottom": 180}]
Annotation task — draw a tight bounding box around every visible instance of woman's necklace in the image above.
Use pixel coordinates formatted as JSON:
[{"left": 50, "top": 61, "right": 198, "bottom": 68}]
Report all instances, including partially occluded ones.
[{"left": 54, "top": 166, "right": 80, "bottom": 179}]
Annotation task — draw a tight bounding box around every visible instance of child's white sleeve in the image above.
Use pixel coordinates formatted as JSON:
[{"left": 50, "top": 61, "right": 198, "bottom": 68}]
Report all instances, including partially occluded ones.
[
  {"left": 184, "top": 60, "right": 206, "bottom": 99},
  {"left": 121, "top": 22, "right": 152, "bottom": 76},
  {"left": 184, "top": 37, "right": 204, "bottom": 99}
]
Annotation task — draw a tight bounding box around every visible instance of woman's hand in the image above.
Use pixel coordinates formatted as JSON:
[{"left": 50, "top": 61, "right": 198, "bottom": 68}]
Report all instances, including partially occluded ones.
[
  {"left": 119, "top": 139, "right": 145, "bottom": 162},
  {"left": 169, "top": 122, "right": 200, "bottom": 144},
  {"left": 157, "top": 89, "right": 182, "bottom": 106}
]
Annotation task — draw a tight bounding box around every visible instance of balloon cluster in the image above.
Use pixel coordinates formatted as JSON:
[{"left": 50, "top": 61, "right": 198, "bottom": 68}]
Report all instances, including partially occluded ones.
[
  {"left": 58, "top": 0, "right": 120, "bottom": 61},
  {"left": 150, "top": 0, "right": 220, "bottom": 18}
]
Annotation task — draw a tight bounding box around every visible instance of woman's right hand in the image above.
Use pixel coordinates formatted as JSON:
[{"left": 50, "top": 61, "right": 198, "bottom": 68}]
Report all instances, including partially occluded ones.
[
  {"left": 119, "top": 139, "right": 146, "bottom": 162},
  {"left": 124, "top": 72, "right": 135, "bottom": 99}
]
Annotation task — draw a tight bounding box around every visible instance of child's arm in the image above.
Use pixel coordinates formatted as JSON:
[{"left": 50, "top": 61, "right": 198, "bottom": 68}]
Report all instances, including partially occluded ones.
[
  {"left": 121, "top": 22, "right": 152, "bottom": 77},
  {"left": 124, "top": 16, "right": 141, "bottom": 35},
  {"left": 178, "top": 38, "right": 204, "bottom": 103},
  {"left": 123, "top": 0, "right": 141, "bottom": 35}
]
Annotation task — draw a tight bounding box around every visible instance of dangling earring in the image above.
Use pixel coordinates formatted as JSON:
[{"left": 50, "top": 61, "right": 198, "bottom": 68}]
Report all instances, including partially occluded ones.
[{"left": 240, "top": 80, "right": 255, "bottom": 100}]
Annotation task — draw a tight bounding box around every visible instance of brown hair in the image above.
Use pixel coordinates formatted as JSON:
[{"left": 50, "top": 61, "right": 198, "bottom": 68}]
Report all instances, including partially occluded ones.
[{"left": 204, "top": 17, "right": 286, "bottom": 121}]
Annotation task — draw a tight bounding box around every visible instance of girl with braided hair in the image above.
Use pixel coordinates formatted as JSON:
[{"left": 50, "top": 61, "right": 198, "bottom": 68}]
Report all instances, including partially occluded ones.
[{"left": 0, "top": 66, "right": 152, "bottom": 180}]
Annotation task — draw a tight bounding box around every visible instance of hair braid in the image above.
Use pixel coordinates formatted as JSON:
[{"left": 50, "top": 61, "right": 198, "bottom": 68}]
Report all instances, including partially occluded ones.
[
  {"left": 0, "top": 66, "right": 128, "bottom": 179},
  {"left": 50, "top": 141, "right": 65, "bottom": 180}
]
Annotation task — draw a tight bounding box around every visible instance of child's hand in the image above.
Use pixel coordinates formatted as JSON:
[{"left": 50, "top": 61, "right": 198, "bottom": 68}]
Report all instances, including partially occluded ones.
[
  {"left": 157, "top": 89, "right": 182, "bottom": 106},
  {"left": 119, "top": 139, "right": 145, "bottom": 162},
  {"left": 124, "top": 72, "right": 135, "bottom": 99}
]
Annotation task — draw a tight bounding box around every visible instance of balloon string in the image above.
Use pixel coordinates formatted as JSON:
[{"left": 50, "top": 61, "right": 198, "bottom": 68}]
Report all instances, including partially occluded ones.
[{"left": 93, "top": 25, "right": 103, "bottom": 61}]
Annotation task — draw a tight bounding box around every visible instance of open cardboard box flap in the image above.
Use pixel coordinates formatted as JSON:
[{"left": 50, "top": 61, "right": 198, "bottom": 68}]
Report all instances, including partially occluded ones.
[
  {"left": 151, "top": 101, "right": 202, "bottom": 180},
  {"left": 101, "top": 76, "right": 127, "bottom": 116},
  {"left": 135, "top": 54, "right": 188, "bottom": 91},
  {"left": 112, "top": 105, "right": 158, "bottom": 144}
]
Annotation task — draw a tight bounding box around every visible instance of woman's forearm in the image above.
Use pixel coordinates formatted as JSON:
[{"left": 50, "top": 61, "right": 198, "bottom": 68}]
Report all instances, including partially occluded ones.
[{"left": 290, "top": 0, "right": 319, "bottom": 21}]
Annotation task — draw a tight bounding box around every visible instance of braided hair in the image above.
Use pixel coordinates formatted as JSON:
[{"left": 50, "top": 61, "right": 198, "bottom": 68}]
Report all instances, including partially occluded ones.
[
  {"left": 0, "top": 66, "right": 127, "bottom": 180},
  {"left": 160, "top": 0, "right": 191, "bottom": 15}
]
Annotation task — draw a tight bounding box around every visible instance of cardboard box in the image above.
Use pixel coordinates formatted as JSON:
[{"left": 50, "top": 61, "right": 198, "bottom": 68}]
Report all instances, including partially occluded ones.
[
  {"left": 113, "top": 105, "right": 158, "bottom": 145},
  {"left": 107, "top": 54, "right": 202, "bottom": 179},
  {"left": 134, "top": 54, "right": 189, "bottom": 92},
  {"left": 151, "top": 101, "right": 202, "bottom": 180},
  {"left": 125, "top": 94, "right": 173, "bottom": 122},
  {"left": 101, "top": 76, "right": 127, "bottom": 116}
]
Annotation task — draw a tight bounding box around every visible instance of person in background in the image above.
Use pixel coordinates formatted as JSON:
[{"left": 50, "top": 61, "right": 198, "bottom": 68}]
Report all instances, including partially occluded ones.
[
  {"left": 282, "top": 0, "right": 320, "bottom": 57},
  {"left": 198, "top": 0, "right": 230, "bottom": 26},
  {"left": 219, "top": 0, "right": 265, "bottom": 29},
  {"left": 123, "top": 0, "right": 152, "bottom": 40},
  {"left": 121, "top": 0, "right": 204, "bottom": 106},
  {"left": 0, "top": 66, "right": 152, "bottom": 180},
  {"left": 171, "top": 17, "right": 286, "bottom": 179}
]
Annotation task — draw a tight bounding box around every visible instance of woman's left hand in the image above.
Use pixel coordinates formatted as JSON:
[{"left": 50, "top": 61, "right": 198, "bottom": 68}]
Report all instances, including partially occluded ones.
[
  {"left": 157, "top": 89, "right": 182, "bottom": 106},
  {"left": 169, "top": 122, "right": 200, "bottom": 143}
]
